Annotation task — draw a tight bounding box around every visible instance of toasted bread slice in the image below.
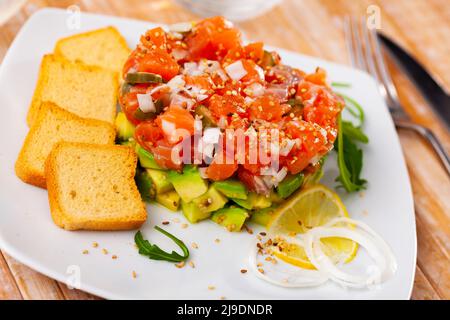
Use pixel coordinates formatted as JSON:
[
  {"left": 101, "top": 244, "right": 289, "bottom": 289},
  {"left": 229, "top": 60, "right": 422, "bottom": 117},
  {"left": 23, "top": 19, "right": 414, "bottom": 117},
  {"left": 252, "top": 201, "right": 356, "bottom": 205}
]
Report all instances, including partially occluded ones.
[
  {"left": 54, "top": 26, "right": 130, "bottom": 73},
  {"left": 16, "top": 102, "right": 115, "bottom": 188},
  {"left": 27, "top": 54, "right": 118, "bottom": 126},
  {"left": 45, "top": 142, "right": 147, "bottom": 231}
]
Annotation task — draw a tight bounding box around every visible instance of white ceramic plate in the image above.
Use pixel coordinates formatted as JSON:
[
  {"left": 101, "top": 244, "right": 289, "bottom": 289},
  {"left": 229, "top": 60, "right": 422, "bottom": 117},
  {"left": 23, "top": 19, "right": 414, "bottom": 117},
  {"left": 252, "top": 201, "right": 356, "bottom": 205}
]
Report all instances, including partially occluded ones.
[{"left": 0, "top": 8, "right": 416, "bottom": 300}]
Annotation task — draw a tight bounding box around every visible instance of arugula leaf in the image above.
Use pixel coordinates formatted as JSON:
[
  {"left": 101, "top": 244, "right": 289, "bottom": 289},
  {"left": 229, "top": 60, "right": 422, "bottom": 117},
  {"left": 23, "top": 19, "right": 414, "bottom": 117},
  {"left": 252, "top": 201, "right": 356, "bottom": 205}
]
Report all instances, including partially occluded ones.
[
  {"left": 135, "top": 226, "right": 189, "bottom": 263},
  {"left": 341, "top": 121, "right": 369, "bottom": 144},
  {"left": 335, "top": 116, "right": 368, "bottom": 192},
  {"left": 338, "top": 93, "right": 365, "bottom": 125},
  {"left": 331, "top": 81, "right": 352, "bottom": 88}
]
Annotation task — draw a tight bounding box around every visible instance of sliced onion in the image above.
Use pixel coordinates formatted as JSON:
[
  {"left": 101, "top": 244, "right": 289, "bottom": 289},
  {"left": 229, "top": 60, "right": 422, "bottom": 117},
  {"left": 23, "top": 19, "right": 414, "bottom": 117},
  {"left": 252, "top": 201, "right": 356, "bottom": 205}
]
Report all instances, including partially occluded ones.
[
  {"left": 275, "top": 167, "right": 288, "bottom": 184},
  {"left": 302, "top": 217, "right": 397, "bottom": 288},
  {"left": 167, "top": 75, "right": 185, "bottom": 94},
  {"left": 254, "top": 64, "right": 265, "bottom": 81},
  {"left": 203, "top": 127, "right": 221, "bottom": 145},
  {"left": 253, "top": 176, "right": 270, "bottom": 195},
  {"left": 136, "top": 93, "right": 155, "bottom": 113},
  {"left": 248, "top": 240, "right": 328, "bottom": 288},
  {"left": 171, "top": 48, "right": 188, "bottom": 61},
  {"left": 225, "top": 60, "right": 247, "bottom": 81},
  {"left": 245, "top": 82, "right": 265, "bottom": 97},
  {"left": 170, "top": 94, "right": 195, "bottom": 110},
  {"left": 161, "top": 119, "right": 176, "bottom": 136},
  {"left": 183, "top": 62, "right": 201, "bottom": 76},
  {"left": 266, "top": 84, "right": 289, "bottom": 101},
  {"left": 168, "top": 22, "right": 192, "bottom": 33}
]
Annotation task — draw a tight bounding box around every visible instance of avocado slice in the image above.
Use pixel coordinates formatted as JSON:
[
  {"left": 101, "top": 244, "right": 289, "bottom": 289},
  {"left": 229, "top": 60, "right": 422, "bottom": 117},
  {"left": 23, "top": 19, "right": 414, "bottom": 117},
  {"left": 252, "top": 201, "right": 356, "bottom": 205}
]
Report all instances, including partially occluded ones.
[
  {"left": 126, "top": 72, "right": 164, "bottom": 84},
  {"left": 168, "top": 165, "right": 208, "bottom": 203},
  {"left": 231, "top": 192, "right": 271, "bottom": 210},
  {"left": 156, "top": 190, "right": 180, "bottom": 211},
  {"left": 211, "top": 207, "right": 249, "bottom": 232},
  {"left": 135, "top": 170, "right": 156, "bottom": 202},
  {"left": 115, "top": 112, "right": 135, "bottom": 141},
  {"left": 276, "top": 173, "right": 304, "bottom": 199},
  {"left": 232, "top": 192, "right": 272, "bottom": 210},
  {"left": 250, "top": 205, "right": 278, "bottom": 227},
  {"left": 213, "top": 179, "right": 248, "bottom": 200},
  {"left": 192, "top": 186, "right": 228, "bottom": 213},
  {"left": 181, "top": 200, "right": 211, "bottom": 223},
  {"left": 146, "top": 169, "right": 173, "bottom": 194},
  {"left": 269, "top": 191, "right": 284, "bottom": 204},
  {"left": 136, "top": 145, "right": 163, "bottom": 170}
]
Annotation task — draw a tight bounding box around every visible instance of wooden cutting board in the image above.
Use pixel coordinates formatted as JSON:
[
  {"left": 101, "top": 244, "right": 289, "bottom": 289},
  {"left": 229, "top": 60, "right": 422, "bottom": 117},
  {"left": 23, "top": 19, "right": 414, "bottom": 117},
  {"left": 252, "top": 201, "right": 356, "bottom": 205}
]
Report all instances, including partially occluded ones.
[{"left": 0, "top": 0, "right": 448, "bottom": 300}]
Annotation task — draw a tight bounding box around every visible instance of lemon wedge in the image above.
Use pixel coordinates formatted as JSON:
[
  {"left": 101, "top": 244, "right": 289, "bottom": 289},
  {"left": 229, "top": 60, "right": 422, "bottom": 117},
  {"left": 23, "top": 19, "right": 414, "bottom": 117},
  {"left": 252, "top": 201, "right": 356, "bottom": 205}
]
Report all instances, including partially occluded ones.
[{"left": 266, "top": 184, "right": 358, "bottom": 269}]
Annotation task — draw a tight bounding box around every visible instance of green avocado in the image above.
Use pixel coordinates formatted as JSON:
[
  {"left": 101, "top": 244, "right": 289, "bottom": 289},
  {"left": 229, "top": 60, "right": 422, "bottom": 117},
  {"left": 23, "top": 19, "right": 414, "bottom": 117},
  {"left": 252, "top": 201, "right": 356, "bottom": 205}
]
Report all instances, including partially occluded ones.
[
  {"left": 250, "top": 205, "right": 278, "bottom": 227},
  {"left": 135, "top": 170, "right": 156, "bottom": 202},
  {"left": 276, "top": 173, "right": 304, "bottom": 199},
  {"left": 181, "top": 200, "right": 211, "bottom": 223},
  {"left": 231, "top": 192, "right": 272, "bottom": 210},
  {"left": 213, "top": 179, "right": 248, "bottom": 200},
  {"left": 168, "top": 165, "right": 208, "bottom": 203},
  {"left": 211, "top": 207, "right": 249, "bottom": 232},
  {"left": 136, "top": 145, "right": 163, "bottom": 170},
  {"left": 115, "top": 112, "right": 135, "bottom": 141},
  {"left": 156, "top": 190, "right": 180, "bottom": 211},
  {"left": 146, "top": 169, "right": 173, "bottom": 194},
  {"left": 192, "top": 186, "right": 228, "bottom": 213}
]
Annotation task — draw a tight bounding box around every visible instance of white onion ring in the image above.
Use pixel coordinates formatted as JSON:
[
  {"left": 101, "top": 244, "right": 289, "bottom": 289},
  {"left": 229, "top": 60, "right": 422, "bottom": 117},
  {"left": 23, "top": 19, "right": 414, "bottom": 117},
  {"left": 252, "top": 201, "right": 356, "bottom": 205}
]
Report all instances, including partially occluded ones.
[{"left": 301, "top": 217, "right": 397, "bottom": 288}]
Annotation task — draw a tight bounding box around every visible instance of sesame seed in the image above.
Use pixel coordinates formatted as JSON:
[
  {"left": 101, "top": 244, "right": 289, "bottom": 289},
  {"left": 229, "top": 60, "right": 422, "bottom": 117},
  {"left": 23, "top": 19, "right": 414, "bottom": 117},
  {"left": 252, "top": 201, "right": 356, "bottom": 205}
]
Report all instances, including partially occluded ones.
[
  {"left": 215, "top": 238, "right": 221, "bottom": 243},
  {"left": 173, "top": 218, "right": 180, "bottom": 223},
  {"left": 258, "top": 268, "right": 265, "bottom": 274},
  {"left": 220, "top": 296, "right": 226, "bottom": 300},
  {"left": 191, "top": 242, "right": 199, "bottom": 249},
  {"left": 132, "top": 271, "right": 137, "bottom": 278},
  {"left": 175, "top": 261, "right": 185, "bottom": 268},
  {"left": 240, "top": 269, "right": 248, "bottom": 274},
  {"left": 181, "top": 223, "right": 188, "bottom": 229},
  {"left": 162, "top": 221, "right": 170, "bottom": 225},
  {"left": 208, "top": 285, "right": 216, "bottom": 290},
  {"left": 189, "top": 261, "right": 195, "bottom": 268},
  {"left": 112, "top": 255, "right": 118, "bottom": 260},
  {"left": 102, "top": 249, "right": 108, "bottom": 255},
  {"left": 82, "top": 250, "right": 89, "bottom": 255}
]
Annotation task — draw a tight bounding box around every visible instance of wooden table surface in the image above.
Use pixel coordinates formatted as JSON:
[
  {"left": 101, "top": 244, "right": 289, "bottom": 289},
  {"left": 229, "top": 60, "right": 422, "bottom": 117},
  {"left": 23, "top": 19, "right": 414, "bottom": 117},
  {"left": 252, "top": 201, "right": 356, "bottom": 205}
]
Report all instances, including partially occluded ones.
[{"left": 0, "top": 0, "right": 449, "bottom": 300}]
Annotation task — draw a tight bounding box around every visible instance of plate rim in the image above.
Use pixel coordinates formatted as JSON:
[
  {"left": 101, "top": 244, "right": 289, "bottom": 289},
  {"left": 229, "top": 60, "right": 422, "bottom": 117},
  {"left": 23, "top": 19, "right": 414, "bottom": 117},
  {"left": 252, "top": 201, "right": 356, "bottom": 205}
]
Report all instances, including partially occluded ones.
[{"left": 0, "top": 7, "right": 417, "bottom": 300}]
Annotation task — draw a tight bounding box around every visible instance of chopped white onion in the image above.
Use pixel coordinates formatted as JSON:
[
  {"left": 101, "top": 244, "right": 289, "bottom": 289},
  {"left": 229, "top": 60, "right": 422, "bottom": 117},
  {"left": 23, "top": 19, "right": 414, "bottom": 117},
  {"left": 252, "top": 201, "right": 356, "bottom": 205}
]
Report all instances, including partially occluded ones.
[
  {"left": 168, "top": 22, "right": 193, "bottom": 33},
  {"left": 149, "top": 84, "right": 168, "bottom": 95},
  {"left": 244, "top": 96, "right": 255, "bottom": 104},
  {"left": 275, "top": 167, "right": 288, "bottom": 183},
  {"left": 167, "top": 75, "right": 185, "bottom": 94},
  {"left": 171, "top": 49, "right": 188, "bottom": 61},
  {"left": 224, "top": 60, "right": 247, "bottom": 81},
  {"left": 254, "top": 64, "right": 265, "bottom": 81},
  {"left": 170, "top": 94, "right": 195, "bottom": 110},
  {"left": 245, "top": 82, "right": 265, "bottom": 97},
  {"left": 253, "top": 176, "right": 270, "bottom": 195},
  {"left": 136, "top": 93, "right": 155, "bottom": 113},
  {"left": 183, "top": 62, "right": 201, "bottom": 76},
  {"left": 161, "top": 120, "right": 176, "bottom": 136},
  {"left": 203, "top": 127, "right": 221, "bottom": 145}
]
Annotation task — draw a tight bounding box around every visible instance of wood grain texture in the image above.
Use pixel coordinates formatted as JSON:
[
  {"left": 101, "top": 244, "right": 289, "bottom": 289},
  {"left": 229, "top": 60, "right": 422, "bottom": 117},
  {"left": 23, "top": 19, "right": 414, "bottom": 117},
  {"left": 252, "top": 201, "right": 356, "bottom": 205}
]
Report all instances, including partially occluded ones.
[{"left": 0, "top": 0, "right": 448, "bottom": 300}]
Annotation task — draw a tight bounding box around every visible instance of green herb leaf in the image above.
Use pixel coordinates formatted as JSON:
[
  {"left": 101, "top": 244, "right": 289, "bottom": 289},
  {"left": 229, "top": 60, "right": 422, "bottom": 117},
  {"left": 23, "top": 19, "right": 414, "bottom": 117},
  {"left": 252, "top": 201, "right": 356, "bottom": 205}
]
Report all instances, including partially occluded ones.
[
  {"left": 331, "top": 82, "right": 352, "bottom": 88},
  {"left": 135, "top": 226, "right": 189, "bottom": 263},
  {"left": 335, "top": 115, "right": 367, "bottom": 192},
  {"left": 341, "top": 121, "right": 369, "bottom": 144},
  {"left": 338, "top": 93, "right": 365, "bottom": 125}
]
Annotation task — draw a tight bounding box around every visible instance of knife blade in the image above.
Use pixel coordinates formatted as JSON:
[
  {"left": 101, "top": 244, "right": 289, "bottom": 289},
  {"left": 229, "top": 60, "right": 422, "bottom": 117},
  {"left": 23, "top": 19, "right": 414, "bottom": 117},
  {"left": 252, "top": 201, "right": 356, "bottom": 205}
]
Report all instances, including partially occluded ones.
[{"left": 378, "top": 32, "right": 450, "bottom": 128}]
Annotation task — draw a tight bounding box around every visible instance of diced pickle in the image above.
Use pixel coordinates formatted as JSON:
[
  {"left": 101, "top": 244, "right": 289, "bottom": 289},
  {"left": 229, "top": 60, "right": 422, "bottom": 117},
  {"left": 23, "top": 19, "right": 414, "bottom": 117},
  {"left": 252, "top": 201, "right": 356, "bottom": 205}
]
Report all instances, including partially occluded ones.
[
  {"left": 195, "top": 105, "right": 217, "bottom": 128},
  {"left": 126, "top": 72, "right": 163, "bottom": 84}
]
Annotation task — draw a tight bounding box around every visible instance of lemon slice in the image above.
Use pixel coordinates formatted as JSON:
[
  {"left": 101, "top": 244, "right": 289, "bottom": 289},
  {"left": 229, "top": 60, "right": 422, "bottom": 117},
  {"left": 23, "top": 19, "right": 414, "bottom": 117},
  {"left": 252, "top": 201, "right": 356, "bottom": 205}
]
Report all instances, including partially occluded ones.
[{"left": 267, "top": 185, "right": 358, "bottom": 269}]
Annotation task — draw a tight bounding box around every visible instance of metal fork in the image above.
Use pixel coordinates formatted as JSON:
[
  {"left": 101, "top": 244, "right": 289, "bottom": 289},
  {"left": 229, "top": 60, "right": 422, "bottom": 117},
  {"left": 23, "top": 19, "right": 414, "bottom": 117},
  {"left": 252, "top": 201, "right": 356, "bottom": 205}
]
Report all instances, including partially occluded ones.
[{"left": 344, "top": 16, "right": 450, "bottom": 176}]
